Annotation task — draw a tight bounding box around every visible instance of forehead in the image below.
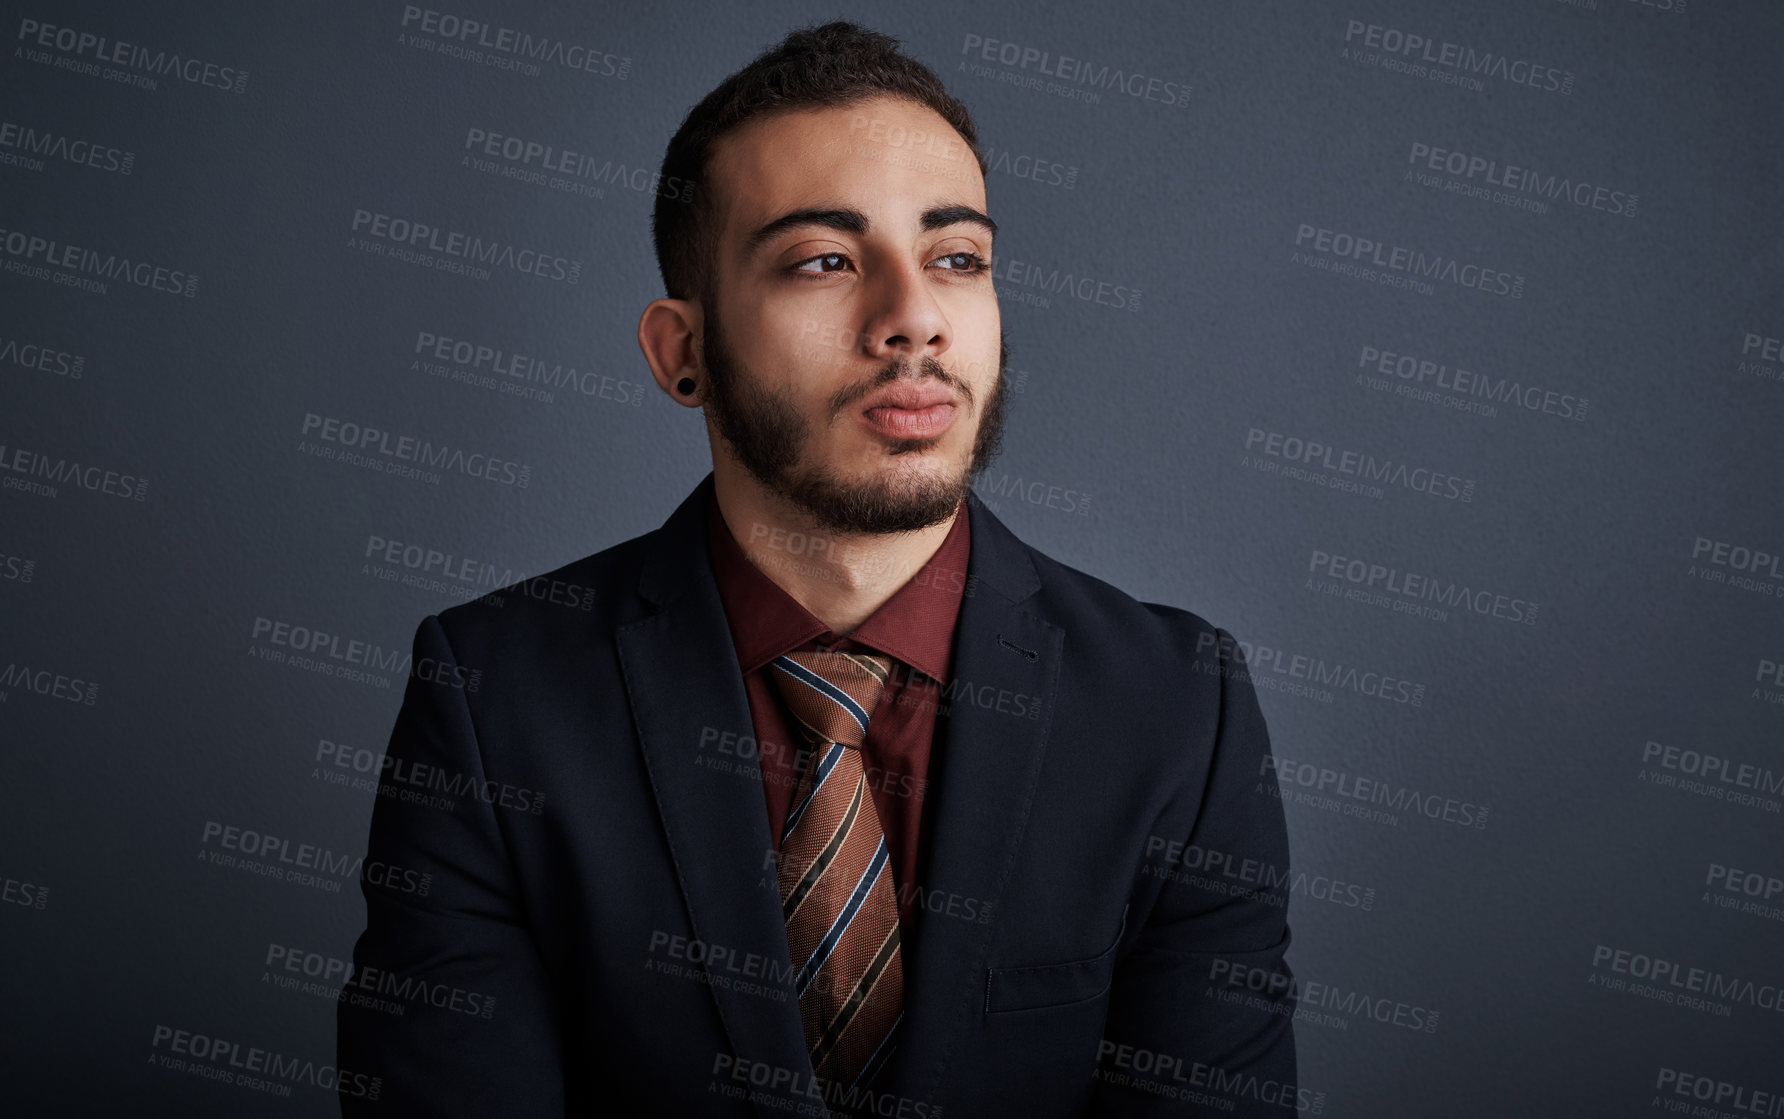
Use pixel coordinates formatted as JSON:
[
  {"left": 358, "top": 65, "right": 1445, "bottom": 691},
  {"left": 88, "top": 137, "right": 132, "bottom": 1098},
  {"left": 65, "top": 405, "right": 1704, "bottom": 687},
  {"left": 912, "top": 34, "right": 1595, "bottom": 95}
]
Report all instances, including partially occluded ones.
[{"left": 707, "top": 94, "right": 987, "bottom": 248}]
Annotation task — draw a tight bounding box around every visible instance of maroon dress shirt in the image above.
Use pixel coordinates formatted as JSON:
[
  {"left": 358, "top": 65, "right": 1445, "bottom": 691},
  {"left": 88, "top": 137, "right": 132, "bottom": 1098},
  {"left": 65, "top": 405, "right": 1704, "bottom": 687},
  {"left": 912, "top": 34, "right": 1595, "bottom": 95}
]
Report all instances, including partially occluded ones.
[{"left": 704, "top": 487, "right": 971, "bottom": 927}]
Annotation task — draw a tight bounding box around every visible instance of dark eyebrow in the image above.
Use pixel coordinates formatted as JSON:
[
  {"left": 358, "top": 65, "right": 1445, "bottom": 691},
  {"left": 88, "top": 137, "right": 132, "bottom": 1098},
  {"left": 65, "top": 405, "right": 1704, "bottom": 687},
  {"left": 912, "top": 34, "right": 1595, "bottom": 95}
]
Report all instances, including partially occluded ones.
[
  {"left": 921, "top": 205, "right": 997, "bottom": 242},
  {"left": 743, "top": 204, "right": 997, "bottom": 257},
  {"left": 744, "top": 208, "right": 866, "bottom": 255}
]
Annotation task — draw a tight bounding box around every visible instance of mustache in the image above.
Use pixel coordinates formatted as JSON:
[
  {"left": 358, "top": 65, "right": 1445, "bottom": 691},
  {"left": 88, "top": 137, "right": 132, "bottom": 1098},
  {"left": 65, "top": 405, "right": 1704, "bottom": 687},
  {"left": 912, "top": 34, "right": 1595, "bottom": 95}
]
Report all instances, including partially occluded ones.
[{"left": 828, "top": 356, "right": 973, "bottom": 418}]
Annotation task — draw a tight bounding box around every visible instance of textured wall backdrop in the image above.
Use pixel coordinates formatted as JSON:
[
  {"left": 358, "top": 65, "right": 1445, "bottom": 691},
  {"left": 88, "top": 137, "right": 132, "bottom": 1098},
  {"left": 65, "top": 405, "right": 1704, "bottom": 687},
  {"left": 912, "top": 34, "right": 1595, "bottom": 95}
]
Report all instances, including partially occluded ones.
[{"left": 3, "top": 0, "right": 1782, "bottom": 1115}]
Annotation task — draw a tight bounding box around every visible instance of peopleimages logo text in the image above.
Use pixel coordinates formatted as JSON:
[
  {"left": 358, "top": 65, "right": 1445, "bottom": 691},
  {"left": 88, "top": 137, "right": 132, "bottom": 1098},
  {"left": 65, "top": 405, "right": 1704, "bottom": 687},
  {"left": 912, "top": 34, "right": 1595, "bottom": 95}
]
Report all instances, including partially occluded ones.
[
  {"left": 15, "top": 17, "right": 250, "bottom": 92},
  {"left": 0, "top": 120, "right": 135, "bottom": 174},
  {"left": 1342, "top": 20, "right": 1573, "bottom": 94},
  {"left": 1245, "top": 428, "right": 1475, "bottom": 502},
  {"left": 0, "top": 442, "right": 148, "bottom": 500},
  {"left": 300, "top": 414, "right": 531, "bottom": 488},
  {"left": 1294, "top": 224, "right": 1523, "bottom": 298},
  {"left": 399, "top": 7, "right": 629, "bottom": 78},
  {"left": 1406, "top": 142, "right": 1636, "bottom": 217},
  {"left": 0, "top": 224, "right": 198, "bottom": 296},
  {"left": 350, "top": 210, "right": 581, "bottom": 285},
  {"left": 959, "top": 33, "right": 1190, "bottom": 107}
]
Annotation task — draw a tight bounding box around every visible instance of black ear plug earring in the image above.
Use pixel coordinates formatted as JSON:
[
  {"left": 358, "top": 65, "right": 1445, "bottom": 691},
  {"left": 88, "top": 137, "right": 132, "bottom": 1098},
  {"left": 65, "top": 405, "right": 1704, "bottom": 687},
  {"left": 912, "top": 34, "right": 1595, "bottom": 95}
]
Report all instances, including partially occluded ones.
[{"left": 676, "top": 377, "right": 696, "bottom": 395}]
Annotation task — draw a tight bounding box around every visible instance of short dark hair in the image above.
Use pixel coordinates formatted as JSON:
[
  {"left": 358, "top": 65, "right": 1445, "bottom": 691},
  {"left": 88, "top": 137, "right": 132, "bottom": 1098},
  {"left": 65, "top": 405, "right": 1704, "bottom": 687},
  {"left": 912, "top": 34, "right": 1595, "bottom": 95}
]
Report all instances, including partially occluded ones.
[{"left": 650, "top": 20, "right": 987, "bottom": 307}]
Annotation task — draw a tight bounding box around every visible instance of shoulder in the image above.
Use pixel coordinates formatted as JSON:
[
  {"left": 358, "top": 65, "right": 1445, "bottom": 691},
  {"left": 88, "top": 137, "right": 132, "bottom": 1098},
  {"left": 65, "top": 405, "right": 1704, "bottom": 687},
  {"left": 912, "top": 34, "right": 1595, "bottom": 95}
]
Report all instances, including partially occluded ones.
[
  {"left": 424, "top": 530, "right": 654, "bottom": 653},
  {"left": 1012, "top": 538, "right": 1269, "bottom": 789},
  {"left": 1018, "top": 544, "right": 1237, "bottom": 677}
]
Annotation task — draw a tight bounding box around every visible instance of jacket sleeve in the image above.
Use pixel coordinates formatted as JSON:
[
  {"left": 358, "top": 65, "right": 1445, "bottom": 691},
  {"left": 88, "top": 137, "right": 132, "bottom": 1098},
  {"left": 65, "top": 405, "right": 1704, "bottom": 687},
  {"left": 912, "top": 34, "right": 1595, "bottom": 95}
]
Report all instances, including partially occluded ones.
[
  {"left": 337, "top": 614, "right": 565, "bottom": 1117},
  {"left": 1091, "top": 626, "right": 1300, "bottom": 1118}
]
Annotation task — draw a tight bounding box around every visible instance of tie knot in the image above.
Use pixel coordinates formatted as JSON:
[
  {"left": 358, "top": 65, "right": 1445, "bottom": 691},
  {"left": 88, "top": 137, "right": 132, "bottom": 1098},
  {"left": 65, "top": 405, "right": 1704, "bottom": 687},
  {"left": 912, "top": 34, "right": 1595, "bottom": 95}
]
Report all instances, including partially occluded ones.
[{"left": 768, "top": 648, "right": 891, "bottom": 749}]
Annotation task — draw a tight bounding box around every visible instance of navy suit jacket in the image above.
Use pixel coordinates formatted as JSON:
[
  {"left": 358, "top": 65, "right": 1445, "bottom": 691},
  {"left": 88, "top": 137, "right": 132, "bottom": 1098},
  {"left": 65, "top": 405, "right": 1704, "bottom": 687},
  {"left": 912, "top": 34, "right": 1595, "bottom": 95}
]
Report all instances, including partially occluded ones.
[{"left": 338, "top": 472, "right": 1298, "bottom": 1118}]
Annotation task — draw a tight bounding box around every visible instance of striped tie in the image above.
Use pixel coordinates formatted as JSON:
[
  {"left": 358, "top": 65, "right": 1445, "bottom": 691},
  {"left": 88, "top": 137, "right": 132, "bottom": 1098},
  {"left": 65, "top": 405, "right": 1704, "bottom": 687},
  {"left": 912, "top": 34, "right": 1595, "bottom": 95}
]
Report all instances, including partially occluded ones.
[{"left": 768, "top": 647, "right": 904, "bottom": 1096}]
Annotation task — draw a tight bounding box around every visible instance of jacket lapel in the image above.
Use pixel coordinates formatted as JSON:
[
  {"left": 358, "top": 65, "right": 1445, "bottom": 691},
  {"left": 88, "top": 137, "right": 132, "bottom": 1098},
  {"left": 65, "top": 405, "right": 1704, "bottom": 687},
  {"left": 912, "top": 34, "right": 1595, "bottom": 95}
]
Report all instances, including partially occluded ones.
[
  {"left": 884, "top": 490, "right": 1063, "bottom": 1113},
  {"left": 615, "top": 475, "right": 816, "bottom": 1118}
]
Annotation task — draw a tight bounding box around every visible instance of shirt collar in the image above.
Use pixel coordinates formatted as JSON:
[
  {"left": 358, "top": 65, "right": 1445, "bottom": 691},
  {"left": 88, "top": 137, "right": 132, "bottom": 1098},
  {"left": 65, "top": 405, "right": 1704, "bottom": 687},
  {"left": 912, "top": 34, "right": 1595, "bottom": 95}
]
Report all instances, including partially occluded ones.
[{"left": 705, "top": 484, "right": 971, "bottom": 685}]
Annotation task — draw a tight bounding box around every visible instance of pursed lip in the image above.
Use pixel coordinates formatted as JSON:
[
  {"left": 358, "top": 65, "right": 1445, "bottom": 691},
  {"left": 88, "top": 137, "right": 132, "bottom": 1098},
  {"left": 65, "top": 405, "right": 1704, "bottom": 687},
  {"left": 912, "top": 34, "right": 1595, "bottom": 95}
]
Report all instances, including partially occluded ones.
[{"left": 857, "top": 383, "right": 959, "bottom": 413}]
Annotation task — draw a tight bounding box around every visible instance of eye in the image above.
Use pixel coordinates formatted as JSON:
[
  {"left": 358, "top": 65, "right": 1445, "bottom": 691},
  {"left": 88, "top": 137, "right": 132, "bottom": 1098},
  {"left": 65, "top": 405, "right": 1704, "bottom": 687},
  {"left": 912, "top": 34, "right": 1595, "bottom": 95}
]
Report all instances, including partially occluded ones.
[
  {"left": 932, "top": 251, "right": 990, "bottom": 274},
  {"left": 790, "top": 252, "right": 852, "bottom": 275}
]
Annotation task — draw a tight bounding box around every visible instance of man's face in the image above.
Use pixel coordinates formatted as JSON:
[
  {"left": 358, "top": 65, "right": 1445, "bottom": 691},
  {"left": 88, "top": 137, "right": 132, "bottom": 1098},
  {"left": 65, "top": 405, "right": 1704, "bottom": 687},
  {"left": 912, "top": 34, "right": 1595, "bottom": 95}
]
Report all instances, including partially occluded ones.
[{"left": 700, "top": 94, "right": 1006, "bottom": 536}]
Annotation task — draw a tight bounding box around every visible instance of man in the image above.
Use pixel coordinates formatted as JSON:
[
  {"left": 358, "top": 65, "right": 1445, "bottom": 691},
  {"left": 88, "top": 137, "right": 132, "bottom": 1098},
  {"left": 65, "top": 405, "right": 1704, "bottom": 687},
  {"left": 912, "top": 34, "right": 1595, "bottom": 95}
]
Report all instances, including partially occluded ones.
[{"left": 339, "top": 21, "right": 1297, "bottom": 1119}]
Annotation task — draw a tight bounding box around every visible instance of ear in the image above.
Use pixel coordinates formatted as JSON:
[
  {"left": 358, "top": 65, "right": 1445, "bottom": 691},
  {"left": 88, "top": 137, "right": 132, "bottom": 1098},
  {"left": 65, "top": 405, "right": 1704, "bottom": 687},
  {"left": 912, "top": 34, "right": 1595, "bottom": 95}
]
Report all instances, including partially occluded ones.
[{"left": 638, "top": 298, "right": 705, "bottom": 406}]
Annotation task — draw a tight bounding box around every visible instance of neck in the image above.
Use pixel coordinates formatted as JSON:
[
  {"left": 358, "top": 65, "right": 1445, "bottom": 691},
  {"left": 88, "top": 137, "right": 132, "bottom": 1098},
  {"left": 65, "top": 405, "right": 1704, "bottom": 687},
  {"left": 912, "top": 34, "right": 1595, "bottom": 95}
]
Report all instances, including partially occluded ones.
[{"left": 711, "top": 467, "right": 958, "bottom": 635}]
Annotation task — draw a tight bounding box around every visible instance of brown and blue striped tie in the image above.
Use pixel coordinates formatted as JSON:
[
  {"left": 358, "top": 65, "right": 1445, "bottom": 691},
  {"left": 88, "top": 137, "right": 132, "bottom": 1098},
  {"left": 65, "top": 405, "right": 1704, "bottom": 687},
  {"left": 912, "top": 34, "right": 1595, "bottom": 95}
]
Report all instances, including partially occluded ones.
[{"left": 768, "top": 647, "right": 904, "bottom": 1095}]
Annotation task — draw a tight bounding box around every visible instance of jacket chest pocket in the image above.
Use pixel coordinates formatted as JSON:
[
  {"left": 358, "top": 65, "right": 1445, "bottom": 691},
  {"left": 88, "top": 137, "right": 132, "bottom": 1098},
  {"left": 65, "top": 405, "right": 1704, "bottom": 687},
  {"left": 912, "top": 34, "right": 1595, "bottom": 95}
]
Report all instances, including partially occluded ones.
[{"left": 983, "top": 904, "right": 1128, "bottom": 1014}]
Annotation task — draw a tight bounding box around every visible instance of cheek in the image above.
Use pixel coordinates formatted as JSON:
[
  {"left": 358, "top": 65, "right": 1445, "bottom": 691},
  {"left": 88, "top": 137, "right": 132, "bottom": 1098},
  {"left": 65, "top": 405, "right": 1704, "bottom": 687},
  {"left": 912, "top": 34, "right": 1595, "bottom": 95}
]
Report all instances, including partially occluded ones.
[
  {"left": 778, "top": 314, "right": 859, "bottom": 365},
  {"left": 950, "top": 309, "right": 1001, "bottom": 370},
  {"left": 962, "top": 343, "right": 1004, "bottom": 397}
]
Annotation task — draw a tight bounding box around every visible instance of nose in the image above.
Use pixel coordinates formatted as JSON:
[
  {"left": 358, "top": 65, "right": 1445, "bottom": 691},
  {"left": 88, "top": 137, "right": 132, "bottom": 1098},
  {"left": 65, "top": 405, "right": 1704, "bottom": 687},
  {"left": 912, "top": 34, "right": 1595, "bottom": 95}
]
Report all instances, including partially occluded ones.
[{"left": 856, "top": 260, "right": 952, "bottom": 366}]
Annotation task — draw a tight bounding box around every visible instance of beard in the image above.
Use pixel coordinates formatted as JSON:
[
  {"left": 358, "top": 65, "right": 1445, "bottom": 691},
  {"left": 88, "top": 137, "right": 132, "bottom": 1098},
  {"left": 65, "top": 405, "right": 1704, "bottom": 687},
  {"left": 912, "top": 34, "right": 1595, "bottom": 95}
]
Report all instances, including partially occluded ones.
[{"left": 698, "top": 300, "right": 1008, "bottom": 536}]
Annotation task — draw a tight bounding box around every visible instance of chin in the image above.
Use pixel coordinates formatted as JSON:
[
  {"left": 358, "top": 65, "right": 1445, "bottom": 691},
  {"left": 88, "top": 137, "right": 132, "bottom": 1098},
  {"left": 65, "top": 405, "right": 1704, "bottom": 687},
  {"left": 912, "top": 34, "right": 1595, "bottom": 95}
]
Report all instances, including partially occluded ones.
[{"left": 865, "top": 448, "right": 964, "bottom": 482}]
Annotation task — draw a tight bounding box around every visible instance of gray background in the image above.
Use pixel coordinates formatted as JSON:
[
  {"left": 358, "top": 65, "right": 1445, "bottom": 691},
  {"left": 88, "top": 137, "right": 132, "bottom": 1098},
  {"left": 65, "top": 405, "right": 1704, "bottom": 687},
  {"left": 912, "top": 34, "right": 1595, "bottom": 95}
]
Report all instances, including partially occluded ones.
[{"left": 3, "top": 0, "right": 1782, "bottom": 1114}]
